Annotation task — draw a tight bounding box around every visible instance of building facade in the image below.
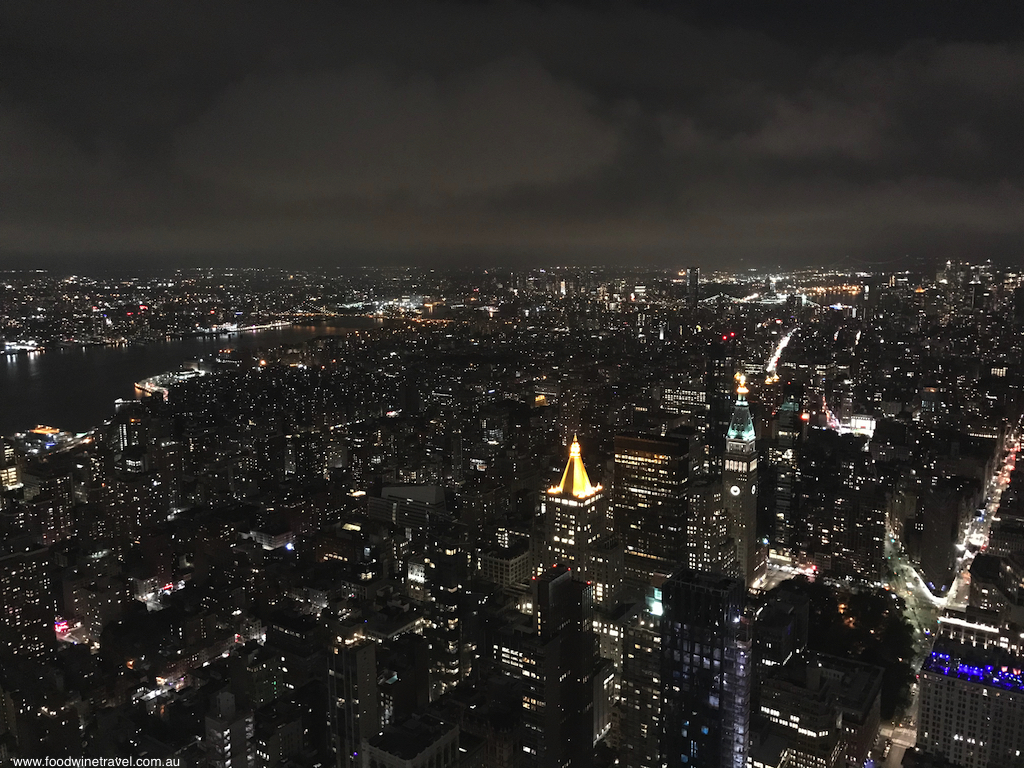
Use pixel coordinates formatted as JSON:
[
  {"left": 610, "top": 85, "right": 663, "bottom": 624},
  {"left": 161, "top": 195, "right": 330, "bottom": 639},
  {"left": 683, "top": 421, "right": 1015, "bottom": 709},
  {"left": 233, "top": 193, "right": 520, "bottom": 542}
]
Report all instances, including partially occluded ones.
[
  {"left": 722, "top": 376, "right": 759, "bottom": 588},
  {"left": 660, "top": 571, "right": 750, "bottom": 768},
  {"left": 613, "top": 432, "right": 690, "bottom": 588}
]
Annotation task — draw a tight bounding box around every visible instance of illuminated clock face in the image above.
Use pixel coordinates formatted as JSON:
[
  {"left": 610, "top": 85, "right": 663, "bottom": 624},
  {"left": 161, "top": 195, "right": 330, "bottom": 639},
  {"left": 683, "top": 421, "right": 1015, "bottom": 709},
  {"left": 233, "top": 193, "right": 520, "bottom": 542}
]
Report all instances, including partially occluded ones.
[
  {"left": 752, "top": 485, "right": 757, "bottom": 495},
  {"left": 730, "top": 485, "right": 741, "bottom": 496}
]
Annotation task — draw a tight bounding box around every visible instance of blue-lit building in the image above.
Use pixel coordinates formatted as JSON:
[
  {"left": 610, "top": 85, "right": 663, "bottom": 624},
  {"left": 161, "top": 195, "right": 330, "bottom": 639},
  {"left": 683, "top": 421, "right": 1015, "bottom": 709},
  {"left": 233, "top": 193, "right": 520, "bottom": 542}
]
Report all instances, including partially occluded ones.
[
  {"left": 918, "top": 639, "right": 1024, "bottom": 768},
  {"left": 660, "top": 570, "right": 750, "bottom": 768}
]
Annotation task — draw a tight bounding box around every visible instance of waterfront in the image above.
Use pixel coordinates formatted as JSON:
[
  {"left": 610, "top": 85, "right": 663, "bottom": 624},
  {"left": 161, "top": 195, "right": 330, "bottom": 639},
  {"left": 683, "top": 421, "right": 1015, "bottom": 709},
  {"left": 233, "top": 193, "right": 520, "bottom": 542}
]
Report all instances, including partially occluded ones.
[{"left": 0, "top": 321, "right": 380, "bottom": 436}]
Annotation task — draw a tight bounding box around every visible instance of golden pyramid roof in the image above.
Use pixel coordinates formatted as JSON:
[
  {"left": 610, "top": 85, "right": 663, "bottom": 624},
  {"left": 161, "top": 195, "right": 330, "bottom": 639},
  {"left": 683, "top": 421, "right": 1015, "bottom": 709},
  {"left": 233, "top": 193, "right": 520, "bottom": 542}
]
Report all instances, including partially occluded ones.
[{"left": 549, "top": 435, "right": 601, "bottom": 498}]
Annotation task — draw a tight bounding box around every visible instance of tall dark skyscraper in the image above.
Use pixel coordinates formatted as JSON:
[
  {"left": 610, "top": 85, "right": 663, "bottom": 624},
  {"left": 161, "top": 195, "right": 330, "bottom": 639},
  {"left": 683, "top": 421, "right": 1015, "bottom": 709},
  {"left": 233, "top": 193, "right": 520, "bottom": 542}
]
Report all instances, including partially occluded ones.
[
  {"left": 613, "top": 431, "right": 691, "bottom": 587},
  {"left": 722, "top": 375, "right": 759, "bottom": 587},
  {"left": 525, "top": 565, "right": 597, "bottom": 768},
  {"left": 661, "top": 571, "right": 750, "bottom": 768},
  {"left": 329, "top": 637, "right": 379, "bottom": 768},
  {"left": 423, "top": 534, "right": 472, "bottom": 696},
  {"left": 687, "top": 267, "right": 701, "bottom": 310},
  {"left": 767, "top": 383, "right": 804, "bottom": 555},
  {"left": 621, "top": 588, "right": 664, "bottom": 768}
]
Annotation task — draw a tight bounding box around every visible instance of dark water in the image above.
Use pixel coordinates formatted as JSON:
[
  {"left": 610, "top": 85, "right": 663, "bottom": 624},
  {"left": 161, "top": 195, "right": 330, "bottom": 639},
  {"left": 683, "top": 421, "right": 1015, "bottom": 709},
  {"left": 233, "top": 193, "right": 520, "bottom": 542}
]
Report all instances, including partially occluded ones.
[{"left": 0, "top": 321, "right": 378, "bottom": 436}]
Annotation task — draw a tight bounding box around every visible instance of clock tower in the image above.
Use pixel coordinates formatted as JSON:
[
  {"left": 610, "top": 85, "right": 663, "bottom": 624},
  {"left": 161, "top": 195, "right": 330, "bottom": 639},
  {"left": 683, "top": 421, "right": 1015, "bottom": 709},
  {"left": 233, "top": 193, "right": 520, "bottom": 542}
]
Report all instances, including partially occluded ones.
[{"left": 723, "top": 374, "right": 758, "bottom": 587}]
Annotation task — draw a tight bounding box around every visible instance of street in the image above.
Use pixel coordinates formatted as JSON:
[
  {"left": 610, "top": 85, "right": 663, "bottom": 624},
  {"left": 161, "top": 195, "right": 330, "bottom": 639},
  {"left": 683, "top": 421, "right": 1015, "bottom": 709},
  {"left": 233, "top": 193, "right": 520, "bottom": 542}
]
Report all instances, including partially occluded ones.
[
  {"left": 878, "top": 420, "right": 1022, "bottom": 765},
  {"left": 756, "top": 421, "right": 1022, "bottom": 766}
]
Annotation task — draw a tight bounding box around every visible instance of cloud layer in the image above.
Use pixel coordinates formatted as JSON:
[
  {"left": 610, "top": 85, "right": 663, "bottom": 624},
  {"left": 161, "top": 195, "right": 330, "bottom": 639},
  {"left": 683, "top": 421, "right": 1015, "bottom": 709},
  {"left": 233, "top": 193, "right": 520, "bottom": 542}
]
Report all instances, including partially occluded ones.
[{"left": 1, "top": 1, "right": 1022, "bottom": 268}]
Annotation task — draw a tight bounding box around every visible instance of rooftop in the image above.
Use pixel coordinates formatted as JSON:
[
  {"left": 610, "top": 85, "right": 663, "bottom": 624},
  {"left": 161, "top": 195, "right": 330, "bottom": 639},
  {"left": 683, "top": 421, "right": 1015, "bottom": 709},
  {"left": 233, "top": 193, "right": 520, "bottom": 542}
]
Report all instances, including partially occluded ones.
[
  {"left": 548, "top": 435, "right": 601, "bottom": 498},
  {"left": 923, "top": 641, "right": 1024, "bottom": 693},
  {"left": 368, "top": 713, "right": 457, "bottom": 760}
]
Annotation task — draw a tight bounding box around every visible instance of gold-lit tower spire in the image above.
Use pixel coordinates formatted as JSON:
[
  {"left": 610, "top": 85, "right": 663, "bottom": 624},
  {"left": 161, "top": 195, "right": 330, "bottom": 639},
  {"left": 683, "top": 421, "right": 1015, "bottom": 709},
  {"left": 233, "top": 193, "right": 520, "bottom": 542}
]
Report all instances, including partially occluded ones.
[
  {"left": 550, "top": 435, "right": 600, "bottom": 498},
  {"left": 735, "top": 372, "right": 749, "bottom": 398}
]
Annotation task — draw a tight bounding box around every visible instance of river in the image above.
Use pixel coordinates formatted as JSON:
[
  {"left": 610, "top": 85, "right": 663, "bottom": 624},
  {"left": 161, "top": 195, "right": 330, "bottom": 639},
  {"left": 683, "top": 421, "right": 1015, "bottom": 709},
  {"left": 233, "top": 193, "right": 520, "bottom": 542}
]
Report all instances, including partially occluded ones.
[{"left": 0, "top": 321, "right": 381, "bottom": 436}]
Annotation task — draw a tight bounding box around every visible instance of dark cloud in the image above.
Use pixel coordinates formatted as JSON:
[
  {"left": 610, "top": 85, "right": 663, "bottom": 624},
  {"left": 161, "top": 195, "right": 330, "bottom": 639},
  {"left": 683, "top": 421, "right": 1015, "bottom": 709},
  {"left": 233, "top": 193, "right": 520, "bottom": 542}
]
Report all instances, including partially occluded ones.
[
  {"left": 1, "top": 1, "right": 1023, "bottom": 268},
  {"left": 178, "top": 57, "right": 622, "bottom": 201}
]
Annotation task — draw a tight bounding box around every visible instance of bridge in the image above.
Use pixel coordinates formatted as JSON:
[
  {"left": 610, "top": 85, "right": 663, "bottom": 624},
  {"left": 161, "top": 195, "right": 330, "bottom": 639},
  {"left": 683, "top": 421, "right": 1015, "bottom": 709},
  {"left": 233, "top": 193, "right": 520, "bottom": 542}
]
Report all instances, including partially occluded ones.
[{"left": 283, "top": 301, "right": 345, "bottom": 318}]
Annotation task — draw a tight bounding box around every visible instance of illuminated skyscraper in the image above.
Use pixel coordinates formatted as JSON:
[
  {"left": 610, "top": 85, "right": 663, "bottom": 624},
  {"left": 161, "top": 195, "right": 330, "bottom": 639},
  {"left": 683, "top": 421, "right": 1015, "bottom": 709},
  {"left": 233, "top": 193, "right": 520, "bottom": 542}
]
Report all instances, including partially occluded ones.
[
  {"left": 661, "top": 571, "right": 750, "bottom": 768},
  {"left": 722, "top": 375, "right": 759, "bottom": 588},
  {"left": 0, "top": 545, "right": 54, "bottom": 661},
  {"left": 543, "top": 436, "right": 619, "bottom": 608},
  {"left": 544, "top": 436, "right": 604, "bottom": 568},
  {"left": 661, "top": 376, "right": 711, "bottom": 471},
  {"left": 613, "top": 432, "right": 691, "bottom": 587},
  {"left": 684, "top": 480, "right": 735, "bottom": 576},
  {"left": 0, "top": 439, "right": 21, "bottom": 491}
]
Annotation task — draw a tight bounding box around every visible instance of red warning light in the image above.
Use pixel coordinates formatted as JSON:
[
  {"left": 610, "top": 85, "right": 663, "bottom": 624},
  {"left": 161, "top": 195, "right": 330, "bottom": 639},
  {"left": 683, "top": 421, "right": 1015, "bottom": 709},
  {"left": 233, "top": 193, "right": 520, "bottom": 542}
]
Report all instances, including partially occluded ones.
[
  {"left": 801, "top": 413, "right": 811, "bottom": 421},
  {"left": 729, "top": 332, "right": 735, "bottom": 338}
]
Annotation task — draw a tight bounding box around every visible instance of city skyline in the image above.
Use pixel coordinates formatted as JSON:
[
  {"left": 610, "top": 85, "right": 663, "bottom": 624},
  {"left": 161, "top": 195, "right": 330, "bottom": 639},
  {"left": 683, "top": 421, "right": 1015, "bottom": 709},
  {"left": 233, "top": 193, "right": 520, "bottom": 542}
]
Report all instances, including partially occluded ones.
[
  {"left": 0, "top": 261, "right": 1021, "bottom": 765},
  {"left": 4, "top": 3, "right": 1024, "bottom": 766}
]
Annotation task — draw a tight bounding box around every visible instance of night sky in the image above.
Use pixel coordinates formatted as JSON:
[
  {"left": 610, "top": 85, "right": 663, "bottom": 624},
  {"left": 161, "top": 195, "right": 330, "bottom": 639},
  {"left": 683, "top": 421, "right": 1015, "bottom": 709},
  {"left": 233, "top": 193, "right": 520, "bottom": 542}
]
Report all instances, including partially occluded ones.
[{"left": 3, "top": 1, "right": 1023, "bottom": 269}]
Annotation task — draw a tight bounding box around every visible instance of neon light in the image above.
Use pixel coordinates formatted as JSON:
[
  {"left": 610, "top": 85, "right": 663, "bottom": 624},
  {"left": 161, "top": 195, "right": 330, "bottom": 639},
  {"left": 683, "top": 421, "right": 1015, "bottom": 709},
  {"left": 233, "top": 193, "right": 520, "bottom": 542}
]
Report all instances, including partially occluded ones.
[{"left": 925, "top": 651, "right": 1024, "bottom": 692}]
